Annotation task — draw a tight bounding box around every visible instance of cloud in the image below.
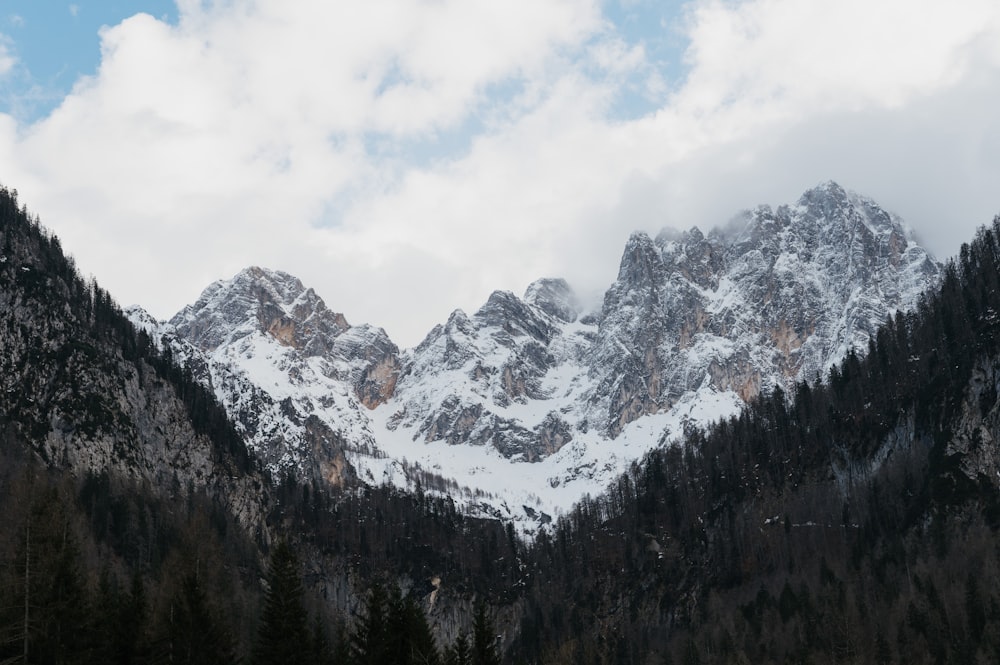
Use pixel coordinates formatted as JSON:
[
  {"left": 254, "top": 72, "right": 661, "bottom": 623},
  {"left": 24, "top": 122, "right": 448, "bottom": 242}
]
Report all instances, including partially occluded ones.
[
  {"left": 0, "top": 0, "right": 999, "bottom": 346},
  {"left": 635, "top": 0, "right": 1000, "bottom": 253},
  {"left": 0, "top": 37, "right": 15, "bottom": 77}
]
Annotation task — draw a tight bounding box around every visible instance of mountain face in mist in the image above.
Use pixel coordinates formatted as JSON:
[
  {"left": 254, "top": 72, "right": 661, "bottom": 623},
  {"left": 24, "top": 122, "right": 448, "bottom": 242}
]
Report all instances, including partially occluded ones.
[
  {"left": 132, "top": 181, "right": 940, "bottom": 525},
  {"left": 586, "top": 180, "right": 938, "bottom": 436}
]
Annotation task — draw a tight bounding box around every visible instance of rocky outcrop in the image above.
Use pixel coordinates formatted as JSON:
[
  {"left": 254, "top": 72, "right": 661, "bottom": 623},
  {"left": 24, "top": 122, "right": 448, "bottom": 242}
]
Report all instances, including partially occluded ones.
[
  {"left": 948, "top": 356, "right": 1000, "bottom": 485},
  {"left": 584, "top": 181, "right": 940, "bottom": 436},
  {"left": 147, "top": 182, "right": 941, "bottom": 529},
  {"left": 524, "top": 278, "right": 581, "bottom": 323},
  {"left": 0, "top": 197, "right": 268, "bottom": 536},
  {"left": 385, "top": 282, "right": 593, "bottom": 461},
  {"left": 132, "top": 266, "right": 401, "bottom": 484}
]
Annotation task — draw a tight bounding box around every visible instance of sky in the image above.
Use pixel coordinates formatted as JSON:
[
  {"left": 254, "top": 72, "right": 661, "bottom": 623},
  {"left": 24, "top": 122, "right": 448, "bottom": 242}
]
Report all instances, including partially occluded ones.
[{"left": 1, "top": 1, "right": 999, "bottom": 347}]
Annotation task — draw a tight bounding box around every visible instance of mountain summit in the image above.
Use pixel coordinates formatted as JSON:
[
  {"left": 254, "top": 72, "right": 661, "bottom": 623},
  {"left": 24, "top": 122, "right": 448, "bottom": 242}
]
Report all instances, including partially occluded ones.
[
  {"left": 134, "top": 183, "right": 940, "bottom": 528},
  {"left": 586, "top": 180, "right": 938, "bottom": 436}
]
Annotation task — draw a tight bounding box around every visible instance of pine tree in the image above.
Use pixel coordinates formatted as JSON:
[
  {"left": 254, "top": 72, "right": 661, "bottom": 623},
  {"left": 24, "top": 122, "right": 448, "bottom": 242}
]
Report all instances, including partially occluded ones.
[
  {"left": 90, "top": 568, "right": 150, "bottom": 665},
  {"left": 444, "top": 632, "right": 472, "bottom": 665},
  {"left": 352, "top": 583, "right": 389, "bottom": 665},
  {"left": 471, "top": 602, "right": 500, "bottom": 665},
  {"left": 253, "top": 540, "right": 310, "bottom": 665},
  {"left": 90, "top": 568, "right": 120, "bottom": 664},
  {"left": 391, "top": 590, "right": 439, "bottom": 665},
  {"left": 159, "top": 573, "right": 237, "bottom": 665},
  {"left": 115, "top": 571, "right": 150, "bottom": 665},
  {"left": 309, "top": 615, "right": 336, "bottom": 665},
  {"left": 4, "top": 489, "right": 92, "bottom": 665}
]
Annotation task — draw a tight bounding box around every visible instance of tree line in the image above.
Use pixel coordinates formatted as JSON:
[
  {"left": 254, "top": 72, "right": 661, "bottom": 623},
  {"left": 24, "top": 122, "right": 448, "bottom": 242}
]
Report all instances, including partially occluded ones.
[
  {"left": 6, "top": 180, "right": 1000, "bottom": 662},
  {"left": 0, "top": 461, "right": 503, "bottom": 665},
  {"left": 504, "top": 217, "right": 1000, "bottom": 663}
]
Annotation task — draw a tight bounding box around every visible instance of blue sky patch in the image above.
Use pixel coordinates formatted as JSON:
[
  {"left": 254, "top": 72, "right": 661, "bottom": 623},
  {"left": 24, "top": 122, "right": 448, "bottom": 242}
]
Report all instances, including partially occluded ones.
[{"left": 1, "top": 1, "right": 177, "bottom": 121}]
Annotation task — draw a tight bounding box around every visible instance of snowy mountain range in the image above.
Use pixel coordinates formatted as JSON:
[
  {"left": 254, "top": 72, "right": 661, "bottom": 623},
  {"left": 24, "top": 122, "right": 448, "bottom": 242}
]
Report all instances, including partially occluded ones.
[{"left": 128, "top": 181, "right": 941, "bottom": 532}]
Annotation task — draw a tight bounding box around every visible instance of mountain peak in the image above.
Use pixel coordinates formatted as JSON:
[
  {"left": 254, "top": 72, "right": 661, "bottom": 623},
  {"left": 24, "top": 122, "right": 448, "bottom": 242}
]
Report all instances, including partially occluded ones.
[
  {"left": 170, "top": 266, "right": 349, "bottom": 353},
  {"left": 795, "top": 180, "right": 901, "bottom": 232},
  {"left": 617, "top": 231, "right": 662, "bottom": 286},
  {"left": 149, "top": 184, "right": 942, "bottom": 532},
  {"left": 524, "top": 278, "right": 580, "bottom": 323},
  {"left": 808, "top": 179, "right": 848, "bottom": 197}
]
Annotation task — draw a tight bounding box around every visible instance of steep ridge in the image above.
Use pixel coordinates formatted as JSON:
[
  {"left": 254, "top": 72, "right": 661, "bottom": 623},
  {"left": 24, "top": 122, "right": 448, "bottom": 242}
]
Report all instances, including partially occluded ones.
[
  {"left": 373, "top": 181, "right": 939, "bottom": 523},
  {"left": 133, "top": 267, "right": 400, "bottom": 488},
  {"left": 145, "top": 182, "right": 940, "bottom": 529},
  {"left": 508, "top": 216, "right": 1000, "bottom": 664},
  {"left": 385, "top": 282, "right": 591, "bottom": 460},
  {"left": 585, "top": 180, "right": 938, "bottom": 437},
  {"left": 0, "top": 186, "right": 266, "bottom": 533}
]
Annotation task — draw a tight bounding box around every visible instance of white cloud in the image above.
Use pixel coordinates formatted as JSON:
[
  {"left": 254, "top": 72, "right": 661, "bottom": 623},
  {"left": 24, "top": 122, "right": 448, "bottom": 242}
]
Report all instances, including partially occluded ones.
[
  {"left": 679, "top": 0, "right": 999, "bottom": 114},
  {"left": 0, "top": 38, "right": 15, "bottom": 76},
  {"left": 1, "top": 0, "right": 999, "bottom": 346}
]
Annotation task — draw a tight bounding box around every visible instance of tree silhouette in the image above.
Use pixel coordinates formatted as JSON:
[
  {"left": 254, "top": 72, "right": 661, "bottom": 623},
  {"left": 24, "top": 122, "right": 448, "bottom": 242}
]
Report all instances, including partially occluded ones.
[
  {"left": 254, "top": 540, "right": 310, "bottom": 665},
  {"left": 159, "top": 573, "right": 237, "bottom": 665},
  {"left": 471, "top": 602, "right": 500, "bottom": 665}
]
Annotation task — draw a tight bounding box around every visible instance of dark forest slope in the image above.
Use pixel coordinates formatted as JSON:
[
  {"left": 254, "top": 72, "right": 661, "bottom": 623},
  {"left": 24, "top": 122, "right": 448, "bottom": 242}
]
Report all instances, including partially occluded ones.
[
  {"left": 4, "top": 182, "right": 1000, "bottom": 664},
  {"left": 516, "top": 218, "right": 1000, "bottom": 663},
  {"left": 0, "top": 185, "right": 521, "bottom": 663}
]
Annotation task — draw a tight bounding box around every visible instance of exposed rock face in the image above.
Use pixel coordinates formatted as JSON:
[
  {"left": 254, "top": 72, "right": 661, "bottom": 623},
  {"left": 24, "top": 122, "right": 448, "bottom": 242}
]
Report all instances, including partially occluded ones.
[
  {"left": 390, "top": 181, "right": 940, "bottom": 452},
  {"left": 524, "top": 278, "right": 581, "bottom": 323},
  {"left": 133, "top": 267, "right": 401, "bottom": 484},
  {"left": 383, "top": 281, "right": 594, "bottom": 461},
  {"left": 948, "top": 357, "right": 1000, "bottom": 485},
  {"left": 171, "top": 266, "right": 350, "bottom": 353},
  {"left": 149, "top": 182, "right": 941, "bottom": 528},
  {"left": 0, "top": 202, "right": 267, "bottom": 535},
  {"left": 585, "top": 181, "right": 940, "bottom": 436}
]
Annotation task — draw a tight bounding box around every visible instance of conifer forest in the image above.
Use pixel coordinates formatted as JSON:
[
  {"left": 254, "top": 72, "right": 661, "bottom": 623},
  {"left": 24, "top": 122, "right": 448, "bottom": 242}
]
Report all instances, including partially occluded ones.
[{"left": 3, "top": 184, "right": 1000, "bottom": 663}]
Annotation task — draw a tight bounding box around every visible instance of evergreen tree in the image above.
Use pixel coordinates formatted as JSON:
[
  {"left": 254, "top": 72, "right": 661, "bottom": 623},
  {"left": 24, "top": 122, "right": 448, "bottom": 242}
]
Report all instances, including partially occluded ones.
[
  {"left": 471, "top": 602, "right": 500, "bottom": 665},
  {"left": 309, "top": 615, "right": 336, "bottom": 665},
  {"left": 89, "top": 568, "right": 120, "bottom": 664},
  {"left": 159, "top": 573, "right": 237, "bottom": 665},
  {"left": 351, "top": 583, "right": 389, "bottom": 665},
  {"left": 444, "top": 632, "right": 472, "bottom": 665},
  {"left": 115, "top": 571, "right": 150, "bottom": 665},
  {"left": 88, "top": 568, "right": 149, "bottom": 665},
  {"left": 331, "top": 620, "right": 351, "bottom": 665},
  {"left": 254, "top": 540, "right": 310, "bottom": 665},
  {"left": 2, "top": 489, "right": 92, "bottom": 665},
  {"left": 390, "top": 589, "right": 439, "bottom": 665}
]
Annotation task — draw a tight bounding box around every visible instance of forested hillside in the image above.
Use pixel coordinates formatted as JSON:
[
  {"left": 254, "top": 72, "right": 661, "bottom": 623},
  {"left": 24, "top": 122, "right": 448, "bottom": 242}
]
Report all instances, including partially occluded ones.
[
  {"left": 513, "top": 217, "right": 1000, "bottom": 663},
  {"left": 3, "top": 182, "right": 1000, "bottom": 664},
  {"left": 0, "top": 186, "right": 518, "bottom": 663}
]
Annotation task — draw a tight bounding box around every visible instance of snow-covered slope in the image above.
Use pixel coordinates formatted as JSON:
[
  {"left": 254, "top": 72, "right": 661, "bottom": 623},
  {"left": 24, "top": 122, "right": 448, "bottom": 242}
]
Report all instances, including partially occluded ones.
[
  {"left": 133, "top": 182, "right": 940, "bottom": 533},
  {"left": 583, "top": 180, "right": 939, "bottom": 437},
  {"left": 131, "top": 267, "right": 399, "bottom": 488}
]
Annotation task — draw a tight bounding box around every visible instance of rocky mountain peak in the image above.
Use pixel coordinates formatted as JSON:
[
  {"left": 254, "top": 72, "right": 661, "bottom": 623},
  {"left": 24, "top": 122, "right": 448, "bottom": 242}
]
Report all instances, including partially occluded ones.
[
  {"left": 794, "top": 180, "right": 901, "bottom": 238},
  {"left": 616, "top": 231, "right": 664, "bottom": 291},
  {"left": 586, "top": 182, "right": 941, "bottom": 438},
  {"left": 474, "top": 290, "right": 555, "bottom": 344},
  {"left": 524, "top": 278, "right": 580, "bottom": 323},
  {"left": 151, "top": 183, "right": 943, "bottom": 531},
  {"left": 170, "top": 266, "right": 350, "bottom": 356},
  {"left": 138, "top": 266, "right": 405, "bottom": 485}
]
